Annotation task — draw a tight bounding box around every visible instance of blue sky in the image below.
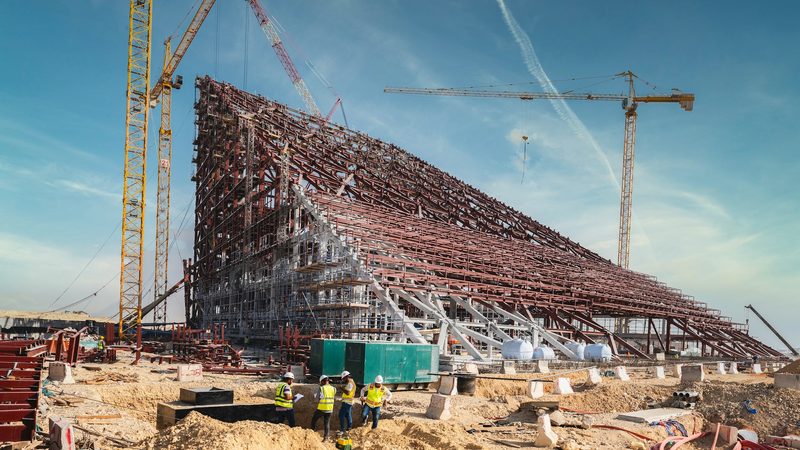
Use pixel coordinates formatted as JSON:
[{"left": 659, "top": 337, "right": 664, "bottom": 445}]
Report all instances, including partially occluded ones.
[{"left": 0, "top": 1, "right": 797, "bottom": 350}]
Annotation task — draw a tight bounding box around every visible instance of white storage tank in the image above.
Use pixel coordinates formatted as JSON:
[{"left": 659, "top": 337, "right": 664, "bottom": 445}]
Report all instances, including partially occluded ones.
[
  {"left": 532, "top": 346, "right": 556, "bottom": 360},
  {"left": 501, "top": 338, "right": 534, "bottom": 360},
  {"left": 584, "top": 344, "right": 613, "bottom": 362},
  {"left": 565, "top": 342, "right": 587, "bottom": 360}
]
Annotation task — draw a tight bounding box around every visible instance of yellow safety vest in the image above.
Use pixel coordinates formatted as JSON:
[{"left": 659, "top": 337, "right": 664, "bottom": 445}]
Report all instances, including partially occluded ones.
[
  {"left": 365, "top": 384, "right": 385, "bottom": 408},
  {"left": 317, "top": 384, "right": 336, "bottom": 412},
  {"left": 341, "top": 380, "right": 356, "bottom": 404},
  {"left": 275, "top": 382, "right": 293, "bottom": 409}
]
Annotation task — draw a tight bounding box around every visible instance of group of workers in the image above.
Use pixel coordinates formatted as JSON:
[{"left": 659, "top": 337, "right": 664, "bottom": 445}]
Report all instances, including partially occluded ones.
[{"left": 274, "top": 370, "right": 392, "bottom": 440}]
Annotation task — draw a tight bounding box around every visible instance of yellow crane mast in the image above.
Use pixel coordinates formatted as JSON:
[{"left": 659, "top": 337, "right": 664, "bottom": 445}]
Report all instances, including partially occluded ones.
[
  {"left": 120, "top": 0, "right": 215, "bottom": 338},
  {"left": 119, "top": 0, "right": 153, "bottom": 339},
  {"left": 385, "top": 71, "right": 695, "bottom": 268}
]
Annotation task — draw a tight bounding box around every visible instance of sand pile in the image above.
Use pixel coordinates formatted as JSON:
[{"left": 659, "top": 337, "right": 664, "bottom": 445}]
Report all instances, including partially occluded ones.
[
  {"left": 139, "top": 411, "right": 330, "bottom": 450},
  {"left": 349, "top": 418, "right": 485, "bottom": 450},
  {"left": 776, "top": 359, "right": 800, "bottom": 374},
  {"left": 558, "top": 382, "right": 675, "bottom": 413},
  {"left": 694, "top": 381, "right": 800, "bottom": 435}
]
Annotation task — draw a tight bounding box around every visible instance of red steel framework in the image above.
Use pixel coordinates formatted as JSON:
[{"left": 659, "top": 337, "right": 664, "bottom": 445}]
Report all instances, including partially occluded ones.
[{"left": 189, "top": 77, "right": 780, "bottom": 360}]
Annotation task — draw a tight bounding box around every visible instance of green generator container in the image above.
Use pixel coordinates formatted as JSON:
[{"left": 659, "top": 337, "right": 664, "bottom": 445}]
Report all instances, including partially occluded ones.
[
  {"left": 309, "top": 339, "right": 355, "bottom": 377},
  {"left": 344, "top": 341, "right": 439, "bottom": 387}
]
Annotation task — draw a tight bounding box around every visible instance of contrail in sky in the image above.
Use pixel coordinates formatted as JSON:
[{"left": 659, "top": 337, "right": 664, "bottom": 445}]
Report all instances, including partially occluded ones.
[{"left": 496, "top": 0, "right": 619, "bottom": 189}]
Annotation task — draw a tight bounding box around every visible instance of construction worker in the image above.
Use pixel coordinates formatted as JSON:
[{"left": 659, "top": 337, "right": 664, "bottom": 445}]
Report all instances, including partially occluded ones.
[
  {"left": 360, "top": 375, "right": 392, "bottom": 429},
  {"left": 311, "top": 375, "right": 336, "bottom": 440},
  {"left": 97, "top": 336, "right": 105, "bottom": 352},
  {"left": 338, "top": 370, "right": 356, "bottom": 432},
  {"left": 275, "top": 372, "right": 296, "bottom": 427}
]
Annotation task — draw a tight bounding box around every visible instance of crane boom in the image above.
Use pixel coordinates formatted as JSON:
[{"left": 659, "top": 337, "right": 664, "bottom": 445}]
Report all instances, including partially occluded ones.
[
  {"left": 247, "top": 0, "right": 321, "bottom": 116},
  {"left": 746, "top": 304, "right": 799, "bottom": 357},
  {"left": 385, "top": 72, "right": 694, "bottom": 268},
  {"left": 150, "top": 0, "right": 216, "bottom": 103}
]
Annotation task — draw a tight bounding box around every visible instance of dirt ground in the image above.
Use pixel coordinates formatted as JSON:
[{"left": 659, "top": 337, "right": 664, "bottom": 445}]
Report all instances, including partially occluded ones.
[{"left": 41, "top": 355, "right": 798, "bottom": 450}]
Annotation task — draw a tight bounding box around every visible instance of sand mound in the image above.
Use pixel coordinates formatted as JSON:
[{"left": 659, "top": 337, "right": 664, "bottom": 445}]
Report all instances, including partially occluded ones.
[
  {"left": 139, "top": 411, "right": 330, "bottom": 450},
  {"left": 777, "top": 359, "right": 800, "bottom": 374},
  {"left": 558, "top": 381, "right": 674, "bottom": 413},
  {"left": 349, "top": 418, "right": 485, "bottom": 450},
  {"left": 694, "top": 381, "right": 800, "bottom": 435}
]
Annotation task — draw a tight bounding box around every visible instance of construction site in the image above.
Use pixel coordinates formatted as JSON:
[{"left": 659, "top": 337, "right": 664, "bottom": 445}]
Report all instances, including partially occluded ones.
[{"left": 1, "top": 1, "right": 798, "bottom": 449}]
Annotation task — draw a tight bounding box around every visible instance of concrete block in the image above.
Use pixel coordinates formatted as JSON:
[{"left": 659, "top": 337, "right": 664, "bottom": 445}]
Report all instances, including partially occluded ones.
[
  {"left": 586, "top": 367, "right": 602, "bottom": 386},
  {"left": 764, "top": 435, "right": 800, "bottom": 449},
  {"left": 706, "top": 423, "right": 739, "bottom": 446},
  {"left": 533, "top": 414, "right": 559, "bottom": 447},
  {"left": 535, "top": 360, "right": 550, "bottom": 374},
  {"left": 49, "top": 416, "right": 75, "bottom": 450},
  {"left": 438, "top": 375, "right": 458, "bottom": 396},
  {"left": 775, "top": 373, "right": 800, "bottom": 390},
  {"left": 528, "top": 381, "right": 544, "bottom": 399},
  {"left": 425, "top": 393, "right": 452, "bottom": 420},
  {"left": 290, "top": 365, "right": 305, "bottom": 381},
  {"left": 501, "top": 360, "right": 516, "bottom": 375},
  {"left": 48, "top": 362, "right": 75, "bottom": 384},
  {"left": 728, "top": 362, "right": 739, "bottom": 374},
  {"left": 655, "top": 352, "right": 665, "bottom": 361},
  {"left": 618, "top": 407, "right": 686, "bottom": 423},
  {"left": 674, "top": 364, "right": 683, "bottom": 377},
  {"left": 553, "top": 377, "right": 573, "bottom": 395},
  {"left": 548, "top": 409, "right": 566, "bottom": 426},
  {"left": 176, "top": 364, "right": 203, "bottom": 382},
  {"left": 614, "top": 366, "right": 630, "bottom": 381},
  {"left": 463, "top": 363, "right": 479, "bottom": 374},
  {"left": 752, "top": 363, "right": 762, "bottom": 374},
  {"left": 652, "top": 366, "right": 665, "bottom": 379},
  {"left": 680, "top": 364, "right": 705, "bottom": 382},
  {"left": 716, "top": 362, "right": 727, "bottom": 375}
]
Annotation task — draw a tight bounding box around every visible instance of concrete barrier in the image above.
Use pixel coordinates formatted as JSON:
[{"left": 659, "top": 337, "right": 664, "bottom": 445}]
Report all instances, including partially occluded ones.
[
  {"left": 728, "top": 362, "right": 739, "bottom": 374},
  {"left": 177, "top": 364, "right": 203, "bottom": 382},
  {"left": 49, "top": 417, "right": 75, "bottom": 450},
  {"left": 553, "top": 377, "right": 573, "bottom": 395},
  {"left": 438, "top": 375, "right": 458, "bottom": 396},
  {"left": 534, "top": 360, "right": 550, "bottom": 374},
  {"left": 501, "top": 360, "right": 516, "bottom": 375},
  {"left": 716, "top": 362, "right": 727, "bottom": 375},
  {"left": 48, "top": 362, "right": 75, "bottom": 384},
  {"left": 425, "top": 393, "right": 452, "bottom": 420},
  {"left": 652, "top": 366, "right": 665, "bottom": 379},
  {"left": 614, "top": 366, "right": 630, "bottom": 381},
  {"left": 533, "top": 414, "right": 559, "bottom": 447},
  {"left": 775, "top": 373, "right": 800, "bottom": 390},
  {"left": 752, "top": 363, "right": 762, "bottom": 374},
  {"left": 674, "top": 364, "right": 683, "bottom": 378},
  {"left": 528, "top": 380, "right": 544, "bottom": 399},
  {"left": 681, "top": 364, "right": 705, "bottom": 382},
  {"left": 586, "top": 367, "right": 602, "bottom": 386}
]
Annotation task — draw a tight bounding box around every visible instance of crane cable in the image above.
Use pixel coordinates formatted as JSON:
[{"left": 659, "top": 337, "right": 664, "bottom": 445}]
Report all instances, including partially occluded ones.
[{"left": 48, "top": 219, "right": 121, "bottom": 308}]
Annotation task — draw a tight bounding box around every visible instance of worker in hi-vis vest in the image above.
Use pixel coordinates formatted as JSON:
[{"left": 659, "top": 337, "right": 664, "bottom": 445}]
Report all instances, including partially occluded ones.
[
  {"left": 311, "top": 375, "right": 337, "bottom": 440},
  {"left": 274, "top": 372, "right": 297, "bottom": 426},
  {"left": 338, "top": 371, "right": 356, "bottom": 432},
  {"left": 359, "top": 375, "right": 392, "bottom": 429}
]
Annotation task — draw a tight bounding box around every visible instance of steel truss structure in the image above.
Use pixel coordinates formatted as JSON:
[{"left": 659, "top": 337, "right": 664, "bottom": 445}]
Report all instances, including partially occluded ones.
[{"left": 190, "top": 77, "right": 780, "bottom": 360}]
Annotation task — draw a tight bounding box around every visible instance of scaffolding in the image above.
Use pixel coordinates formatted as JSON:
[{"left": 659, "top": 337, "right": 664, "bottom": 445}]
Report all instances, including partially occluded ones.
[{"left": 189, "top": 77, "right": 782, "bottom": 361}]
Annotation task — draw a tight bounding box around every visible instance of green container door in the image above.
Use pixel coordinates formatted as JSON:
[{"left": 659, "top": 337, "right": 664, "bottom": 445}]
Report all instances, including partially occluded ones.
[
  {"left": 344, "top": 342, "right": 439, "bottom": 386},
  {"left": 309, "top": 339, "right": 351, "bottom": 377}
]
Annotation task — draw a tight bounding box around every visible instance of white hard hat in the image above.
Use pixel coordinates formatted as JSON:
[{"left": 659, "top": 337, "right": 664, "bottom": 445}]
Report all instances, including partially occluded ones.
[
  {"left": 374, "top": 375, "right": 384, "bottom": 384},
  {"left": 341, "top": 371, "right": 350, "bottom": 378},
  {"left": 283, "top": 372, "right": 295, "bottom": 379},
  {"left": 320, "top": 375, "right": 329, "bottom": 382}
]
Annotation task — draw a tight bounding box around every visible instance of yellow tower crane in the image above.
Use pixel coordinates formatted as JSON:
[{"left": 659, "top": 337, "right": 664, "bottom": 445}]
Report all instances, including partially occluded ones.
[
  {"left": 119, "top": 0, "right": 216, "bottom": 339},
  {"left": 384, "top": 71, "right": 695, "bottom": 268}
]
